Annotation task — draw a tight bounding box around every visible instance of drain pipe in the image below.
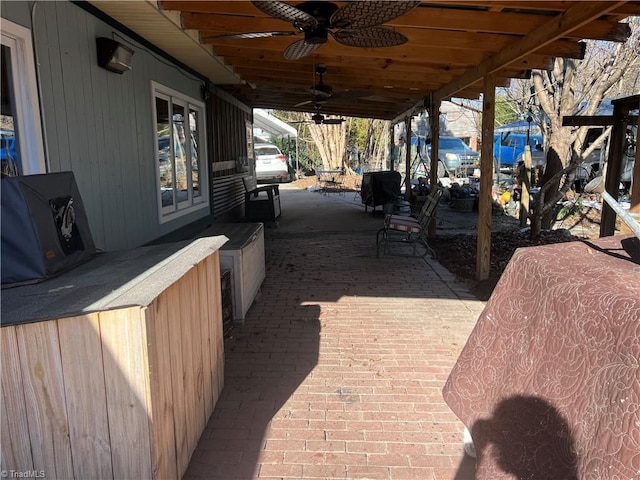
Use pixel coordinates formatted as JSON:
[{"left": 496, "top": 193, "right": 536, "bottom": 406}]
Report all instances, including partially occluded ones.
[
  {"left": 585, "top": 175, "right": 640, "bottom": 240},
  {"left": 601, "top": 190, "right": 640, "bottom": 240},
  {"left": 31, "top": 1, "right": 51, "bottom": 173}
]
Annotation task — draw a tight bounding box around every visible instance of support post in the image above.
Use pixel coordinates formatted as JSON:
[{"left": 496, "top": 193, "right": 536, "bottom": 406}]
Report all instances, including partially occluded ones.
[
  {"left": 620, "top": 102, "right": 640, "bottom": 235},
  {"left": 519, "top": 145, "right": 532, "bottom": 227},
  {"left": 477, "top": 74, "right": 496, "bottom": 281},
  {"left": 428, "top": 99, "right": 440, "bottom": 237},
  {"left": 600, "top": 102, "right": 630, "bottom": 237},
  {"left": 389, "top": 124, "right": 395, "bottom": 171},
  {"left": 405, "top": 116, "right": 412, "bottom": 200},
  {"left": 295, "top": 135, "right": 299, "bottom": 174}
]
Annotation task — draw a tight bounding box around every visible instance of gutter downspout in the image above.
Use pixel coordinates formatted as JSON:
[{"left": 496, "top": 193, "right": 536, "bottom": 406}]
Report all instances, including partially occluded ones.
[{"left": 30, "top": 1, "right": 51, "bottom": 173}]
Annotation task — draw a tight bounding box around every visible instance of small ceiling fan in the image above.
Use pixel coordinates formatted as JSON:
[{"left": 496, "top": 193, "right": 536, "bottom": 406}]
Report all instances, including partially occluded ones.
[
  {"left": 291, "top": 106, "right": 345, "bottom": 125},
  {"left": 295, "top": 63, "right": 332, "bottom": 107},
  {"left": 311, "top": 112, "right": 344, "bottom": 125},
  {"left": 295, "top": 63, "right": 370, "bottom": 109},
  {"left": 216, "top": 1, "right": 420, "bottom": 60}
]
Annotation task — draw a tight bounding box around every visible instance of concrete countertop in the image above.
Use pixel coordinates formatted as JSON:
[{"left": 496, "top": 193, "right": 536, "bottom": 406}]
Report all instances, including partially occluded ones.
[{"left": 1, "top": 236, "right": 228, "bottom": 326}]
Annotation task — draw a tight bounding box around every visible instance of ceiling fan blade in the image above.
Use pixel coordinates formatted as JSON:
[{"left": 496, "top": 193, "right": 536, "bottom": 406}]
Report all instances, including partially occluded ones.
[
  {"left": 334, "top": 26, "right": 408, "bottom": 48},
  {"left": 322, "top": 118, "right": 345, "bottom": 125},
  {"left": 309, "top": 86, "right": 332, "bottom": 98},
  {"left": 251, "top": 1, "right": 317, "bottom": 29},
  {"left": 294, "top": 99, "right": 313, "bottom": 107},
  {"left": 284, "top": 39, "right": 322, "bottom": 60},
  {"left": 306, "top": 95, "right": 330, "bottom": 106},
  {"left": 330, "top": 1, "right": 420, "bottom": 29},
  {"left": 207, "top": 31, "right": 296, "bottom": 40}
]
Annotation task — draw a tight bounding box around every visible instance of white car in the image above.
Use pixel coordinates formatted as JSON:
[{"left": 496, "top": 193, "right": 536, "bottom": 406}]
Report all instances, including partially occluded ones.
[{"left": 255, "top": 144, "right": 289, "bottom": 182}]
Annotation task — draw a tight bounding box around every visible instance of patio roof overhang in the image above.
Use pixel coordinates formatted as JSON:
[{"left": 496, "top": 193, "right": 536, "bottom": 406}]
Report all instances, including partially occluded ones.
[
  {"left": 89, "top": 1, "right": 639, "bottom": 121},
  {"left": 86, "top": 0, "right": 638, "bottom": 281}
]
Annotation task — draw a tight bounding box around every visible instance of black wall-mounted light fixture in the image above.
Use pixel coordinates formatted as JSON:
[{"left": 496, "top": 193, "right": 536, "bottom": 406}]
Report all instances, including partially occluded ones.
[{"left": 96, "top": 37, "right": 134, "bottom": 74}]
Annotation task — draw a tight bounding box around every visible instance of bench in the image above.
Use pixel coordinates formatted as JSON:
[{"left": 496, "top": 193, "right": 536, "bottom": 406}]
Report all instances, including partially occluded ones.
[{"left": 242, "top": 176, "right": 281, "bottom": 223}]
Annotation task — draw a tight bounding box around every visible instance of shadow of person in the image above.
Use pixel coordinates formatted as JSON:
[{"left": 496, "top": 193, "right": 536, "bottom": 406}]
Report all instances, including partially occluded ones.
[{"left": 471, "top": 395, "right": 579, "bottom": 480}]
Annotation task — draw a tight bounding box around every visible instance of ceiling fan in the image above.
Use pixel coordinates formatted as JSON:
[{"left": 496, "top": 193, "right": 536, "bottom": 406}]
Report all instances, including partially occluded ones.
[
  {"left": 294, "top": 63, "right": 371, "bottom": 109},
  {"left": 295, "top": 63, "right": 333, "bottom": 107},
  {"left": 290, "top": 105, "right": 345, "bottom": 125},
  {"left": 311, "top": 112, "right": 345, "bottom": 125},
  {"left": 218, "top": 1, "right": 420, "bottom": 60}
]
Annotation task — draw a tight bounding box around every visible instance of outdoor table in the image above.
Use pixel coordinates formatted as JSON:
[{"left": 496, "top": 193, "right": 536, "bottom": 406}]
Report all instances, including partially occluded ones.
[
  {"left": 317, "top": 168, "right": 345, "bottom": 194},
  {"left": 443, "top": 235, "right": 640, "bottom": 479}
]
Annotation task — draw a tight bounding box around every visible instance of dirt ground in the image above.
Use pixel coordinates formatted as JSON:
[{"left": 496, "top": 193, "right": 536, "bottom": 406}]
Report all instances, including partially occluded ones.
[
  {"left": 291, "top": 173, "right": 361, "bottom": 191},
  {"left": 291, "top": 173, "right": 607, "bottom": 301}
]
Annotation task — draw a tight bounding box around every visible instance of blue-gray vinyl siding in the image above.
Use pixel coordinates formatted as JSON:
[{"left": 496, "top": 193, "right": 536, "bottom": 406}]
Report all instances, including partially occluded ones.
[{"left": 2, "top": 1, "right": 224, "bottom": 251}]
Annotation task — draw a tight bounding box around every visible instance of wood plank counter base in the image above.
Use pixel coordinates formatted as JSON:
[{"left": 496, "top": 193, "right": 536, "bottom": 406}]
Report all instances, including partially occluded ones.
[{"left": 1, "top": 237, "right": 228, "bottom": 480}]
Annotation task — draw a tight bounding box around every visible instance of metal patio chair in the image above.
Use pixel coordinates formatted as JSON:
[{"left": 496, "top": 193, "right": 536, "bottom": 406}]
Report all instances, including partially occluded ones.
[{"left": 376, "top": 187, "right": 443, "bottom": 259}]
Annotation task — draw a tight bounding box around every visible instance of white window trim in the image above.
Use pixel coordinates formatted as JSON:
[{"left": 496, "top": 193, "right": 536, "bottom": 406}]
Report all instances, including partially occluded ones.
[
  {"left": 1, "top": 19, "right": 46, "bottom": 175},
  {"left": 151, "top": 81, "right": 209, "bottom": 224}
]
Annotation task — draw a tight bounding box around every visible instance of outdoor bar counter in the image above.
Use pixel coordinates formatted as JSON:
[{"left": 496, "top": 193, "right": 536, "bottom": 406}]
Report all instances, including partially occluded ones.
[
  {"left": 443, "top": 235, "right": 640, "bottom": 479},
  {"left": 1, "top": 237, "right": 227, "bottom": 480}
]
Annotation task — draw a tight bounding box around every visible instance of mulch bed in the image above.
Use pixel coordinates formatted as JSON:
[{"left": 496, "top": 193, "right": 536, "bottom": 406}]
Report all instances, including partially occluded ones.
[{"left": 430, "top": 229, "right": 591, "bottom": 301}]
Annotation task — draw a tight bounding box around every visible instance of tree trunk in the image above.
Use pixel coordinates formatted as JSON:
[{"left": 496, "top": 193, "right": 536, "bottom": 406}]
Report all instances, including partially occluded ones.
[
  {"left": 306, "top": 114, "right": 348, "bottom": 170},
  {"left": 538, "top": 138, "right": 569, "bottom": 231}
]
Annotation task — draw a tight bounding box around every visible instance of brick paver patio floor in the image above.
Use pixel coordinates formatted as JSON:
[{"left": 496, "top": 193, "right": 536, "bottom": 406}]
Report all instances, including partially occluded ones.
[{"left": 185, "top": 189, "right": 485, "bottom": 480}]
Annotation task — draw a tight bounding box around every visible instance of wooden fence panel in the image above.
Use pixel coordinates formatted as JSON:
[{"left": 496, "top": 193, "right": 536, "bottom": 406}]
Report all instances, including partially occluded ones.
[
  {"left": 99, "top": 308, "right": 152, "bottom": 480},
  {"left": 58, "top": 314, "right": 113, "bottom": 479},
  {"left": 186, "top": 268, "right": 207, "bottom": 438},
  {"left": 17, "top": 321, "right": 73, "bottom": 478},
  {"left": 145, "top": 299, "right": 178, "bottom": 480},
  {"left": 197, "top": 259, "right": 214, "bottom": 420},
  {"left": 0, "top": 327, "right": 33, "bottom": 471},
  {"left": 166, "top": 283, "right": 189, "bottom": 475}
]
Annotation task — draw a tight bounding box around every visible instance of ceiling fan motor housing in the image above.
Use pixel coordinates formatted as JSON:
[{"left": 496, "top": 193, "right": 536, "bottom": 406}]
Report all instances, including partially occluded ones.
[
  {"left": 304, "top": 26, "right": 328, "bottom": 45},
  {"left": 296, "top": 1, "right": 338, "bottom": 24},
  {"left": 296, "top": 1, "right": 339, "bottom": 44}
]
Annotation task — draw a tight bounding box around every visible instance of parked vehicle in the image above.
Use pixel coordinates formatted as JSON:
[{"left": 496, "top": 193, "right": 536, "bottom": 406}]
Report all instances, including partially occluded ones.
[
  {"left": 1, "top": 129, "right": 18, "bottom": 177},
  {"left": 426, "top": 136, "right": 479, "bottom": 177},
  {"left": 494, "top": 133, "right": 544, "bottom": 169},
  {"left": 577, "top": 127, "right": 636, "bottom": 191},
  {"left": 255, "top": 143, "right": 289, "bottom": 182},
  {"left": 621, "top": 128, "right": 636, "bottom": 186}
]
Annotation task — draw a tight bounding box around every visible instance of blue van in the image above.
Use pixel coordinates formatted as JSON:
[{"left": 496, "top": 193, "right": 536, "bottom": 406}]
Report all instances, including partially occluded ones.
[{"left": 494, "top": 133, "right": 544, "bottom": 168}]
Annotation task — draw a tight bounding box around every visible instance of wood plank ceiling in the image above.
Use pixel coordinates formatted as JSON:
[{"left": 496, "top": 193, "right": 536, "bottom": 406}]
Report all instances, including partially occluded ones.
[{"left": 158, "top": 1, "right": 639, "bottom": 120}]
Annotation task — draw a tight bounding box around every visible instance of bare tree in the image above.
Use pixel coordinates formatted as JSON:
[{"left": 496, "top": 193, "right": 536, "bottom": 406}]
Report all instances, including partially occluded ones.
[
  {"left": 501, "top": 79, "right": 536, "bottom": 125},
  {"left": 306, "top": 113, "right": 350, "bottom": 171},
  {"left": 362, "top": 119, "right": 390, "bottom": 171},
  {"left": 529, "top": 18, "right": 639, "bottom": 236}
]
